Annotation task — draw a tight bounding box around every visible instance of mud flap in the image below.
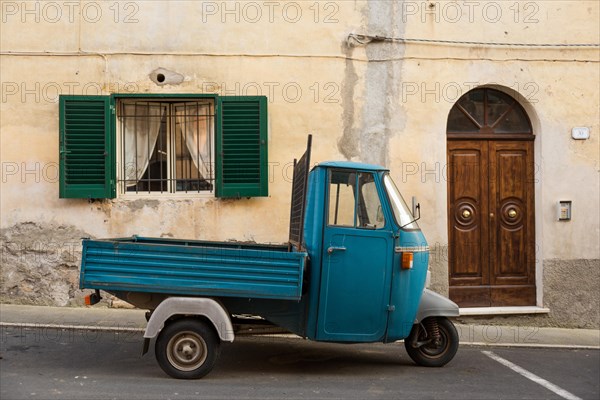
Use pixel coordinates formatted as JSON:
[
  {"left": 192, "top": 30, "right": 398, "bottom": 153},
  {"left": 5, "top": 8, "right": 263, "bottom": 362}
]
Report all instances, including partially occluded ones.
[{"left": 142, "top": 338, "right": 150, "bottom": 356}]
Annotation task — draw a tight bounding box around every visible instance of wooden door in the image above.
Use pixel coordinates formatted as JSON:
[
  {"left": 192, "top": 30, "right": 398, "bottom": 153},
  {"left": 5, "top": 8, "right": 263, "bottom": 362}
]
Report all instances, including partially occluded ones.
[
  {"left": 448, "top": 141, "right": 535, "bottom": 306},
  {"left": 447, "top": 88, "right": 535, "bottom": 307}
]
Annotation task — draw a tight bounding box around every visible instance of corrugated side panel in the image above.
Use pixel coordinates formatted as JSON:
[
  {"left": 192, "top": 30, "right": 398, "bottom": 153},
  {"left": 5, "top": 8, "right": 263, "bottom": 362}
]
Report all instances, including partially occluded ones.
[{"left": 80, "top": 240, "right": 306, "bottom": 301}]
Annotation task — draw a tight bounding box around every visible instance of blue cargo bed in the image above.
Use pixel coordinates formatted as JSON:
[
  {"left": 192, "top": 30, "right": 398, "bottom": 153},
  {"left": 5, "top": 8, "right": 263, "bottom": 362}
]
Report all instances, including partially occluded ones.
[{"left": 80, "top": 236, "right": 307, "bottom": 301}]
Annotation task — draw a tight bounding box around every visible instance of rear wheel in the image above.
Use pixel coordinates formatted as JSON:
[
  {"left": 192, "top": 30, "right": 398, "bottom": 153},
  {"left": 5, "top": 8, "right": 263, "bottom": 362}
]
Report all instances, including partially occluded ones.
[
  {"left": 155, "top": 318, "right": 220, "bottom": 379},
  {"left": 404, "top": 317, "right": 458, "bottom": 367}
]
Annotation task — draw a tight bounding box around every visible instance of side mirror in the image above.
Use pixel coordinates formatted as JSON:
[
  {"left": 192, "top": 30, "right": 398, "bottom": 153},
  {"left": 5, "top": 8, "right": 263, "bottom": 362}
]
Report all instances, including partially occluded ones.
[{"left": 412, "top": 196, "right": 419, "bottom": 217}]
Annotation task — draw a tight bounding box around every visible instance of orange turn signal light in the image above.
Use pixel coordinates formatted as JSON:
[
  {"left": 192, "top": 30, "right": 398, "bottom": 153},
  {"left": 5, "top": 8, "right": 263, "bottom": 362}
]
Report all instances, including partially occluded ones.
[
  {"left": 402, "top": 252, "right": 414, "bottom": 269},
  {"left": 84, "top": 290, "right": 102, "bottom": 306}
]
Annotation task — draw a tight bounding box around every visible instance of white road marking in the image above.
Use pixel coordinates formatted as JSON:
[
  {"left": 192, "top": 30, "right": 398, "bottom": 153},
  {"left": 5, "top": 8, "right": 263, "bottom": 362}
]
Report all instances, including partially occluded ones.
[
  {"left": 482, "top": 350, "right": 583, "bottom": 400},
  {"left": 465, "top": 342, "right": 600, "bottom": 350}
]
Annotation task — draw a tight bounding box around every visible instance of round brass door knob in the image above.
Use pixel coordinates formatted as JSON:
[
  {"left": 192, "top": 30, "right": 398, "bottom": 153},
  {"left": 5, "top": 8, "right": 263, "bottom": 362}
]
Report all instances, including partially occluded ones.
[
  {"left": 462, "top": 210, "right": 471, "bottom": 219},
  {"left": 508, "top": 209, "right": 518, "bottom": 218}
]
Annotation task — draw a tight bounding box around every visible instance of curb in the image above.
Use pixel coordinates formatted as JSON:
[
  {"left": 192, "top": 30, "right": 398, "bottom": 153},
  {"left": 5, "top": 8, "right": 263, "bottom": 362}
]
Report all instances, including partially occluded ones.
[
  {"left": 2, "top": 322, "right": 598, "bottom": 350},
  {"left": 0, "top": 322, "right": 144, "bottom": 332}
]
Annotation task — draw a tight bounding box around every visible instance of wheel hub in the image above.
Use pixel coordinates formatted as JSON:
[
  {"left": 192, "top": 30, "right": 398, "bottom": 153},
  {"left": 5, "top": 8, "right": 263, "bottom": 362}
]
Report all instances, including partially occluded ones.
[
  {"left": 167, "top": 332, "right": 208, "bottom": 371},
  {"left": 181, "top": 343, "right": 195, "bottom": 357}
]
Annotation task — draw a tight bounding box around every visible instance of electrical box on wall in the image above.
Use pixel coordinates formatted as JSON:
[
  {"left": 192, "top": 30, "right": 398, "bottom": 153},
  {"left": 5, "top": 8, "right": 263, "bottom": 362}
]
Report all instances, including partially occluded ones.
[
  {"left": 558, "top": 201, "right": 572, "bottom": 221},
  {"left": 571, "top": 127, "right": 590, "bottom": 140}
]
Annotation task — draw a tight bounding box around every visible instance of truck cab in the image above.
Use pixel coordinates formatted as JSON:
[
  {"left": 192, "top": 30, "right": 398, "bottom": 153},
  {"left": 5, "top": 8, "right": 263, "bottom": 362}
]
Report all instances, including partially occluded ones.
[{"left": 301, "top": 162, "right": 430, "bottom": 343}]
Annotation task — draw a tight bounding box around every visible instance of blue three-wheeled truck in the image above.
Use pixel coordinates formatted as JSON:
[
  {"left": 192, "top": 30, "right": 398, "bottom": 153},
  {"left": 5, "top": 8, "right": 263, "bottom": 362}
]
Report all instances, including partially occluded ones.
[{"left": 80, "top": 136, "right": 460, "bottom": 379}]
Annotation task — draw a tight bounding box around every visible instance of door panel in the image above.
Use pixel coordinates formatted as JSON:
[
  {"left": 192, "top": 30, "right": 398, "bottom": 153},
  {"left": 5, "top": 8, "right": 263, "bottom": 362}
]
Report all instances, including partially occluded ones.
[
  {"left": 488, "top": 141, "right": 535, "bottom": 305},
  {"left": 447, "top": 141, "right": 489, "bottom": 289},
  {"left": 317, "top": 231, "right": 391, "bottom": 340}
]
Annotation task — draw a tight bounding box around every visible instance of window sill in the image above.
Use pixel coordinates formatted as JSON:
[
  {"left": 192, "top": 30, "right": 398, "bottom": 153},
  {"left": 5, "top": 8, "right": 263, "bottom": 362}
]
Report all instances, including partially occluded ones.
[
  {"left": 459, "top": 306, "right": 550, "bottom": 316},
  {"left": 117, "top": 192, "right": 215, "bottom": 200}
]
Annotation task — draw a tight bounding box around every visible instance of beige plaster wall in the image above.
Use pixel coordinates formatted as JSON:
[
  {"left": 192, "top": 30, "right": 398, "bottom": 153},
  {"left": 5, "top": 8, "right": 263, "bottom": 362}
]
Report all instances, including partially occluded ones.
[{"left": 1, "top": 1, "right": 598, "bottom": 326}]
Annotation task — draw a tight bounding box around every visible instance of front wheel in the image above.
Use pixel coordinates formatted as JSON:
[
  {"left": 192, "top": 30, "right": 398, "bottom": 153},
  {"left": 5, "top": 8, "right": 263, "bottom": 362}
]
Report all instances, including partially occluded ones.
[
  {"left": 155, "top": 318, "right": 220, "bottom": 379},
  {"left": 404, "top": 317, "right": 458, "bottom": 367}
]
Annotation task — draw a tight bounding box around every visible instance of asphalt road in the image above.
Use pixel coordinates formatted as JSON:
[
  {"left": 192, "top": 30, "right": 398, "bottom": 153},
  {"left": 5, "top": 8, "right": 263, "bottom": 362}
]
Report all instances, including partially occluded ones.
[{"left": 1, "top": 327, "right": 598, "bottom": 400}]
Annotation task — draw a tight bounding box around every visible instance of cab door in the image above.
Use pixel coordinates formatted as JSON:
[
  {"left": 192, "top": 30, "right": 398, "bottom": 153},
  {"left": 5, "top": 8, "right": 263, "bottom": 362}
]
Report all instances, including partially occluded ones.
[{"left": 316, "top": 170, "right": 393, "bottom": 342}]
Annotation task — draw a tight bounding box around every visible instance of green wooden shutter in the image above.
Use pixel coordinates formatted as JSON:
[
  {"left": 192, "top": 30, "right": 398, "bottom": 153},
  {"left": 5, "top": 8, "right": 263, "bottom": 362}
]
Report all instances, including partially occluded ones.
[
  {"left": 59, "top": 95, "right": 115, "bottom": 199},
  {"left": 216, "top": 96, "right": 268, "bottom": 198}
]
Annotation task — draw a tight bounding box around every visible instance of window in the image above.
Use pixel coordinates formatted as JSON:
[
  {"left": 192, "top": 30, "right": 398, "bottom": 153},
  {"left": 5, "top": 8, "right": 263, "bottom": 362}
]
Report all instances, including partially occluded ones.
[
  {"left": 119, "top": 100, "right": 214, "bottom": 194},
  {"left": 447, "top": 88, "right": 532, "bottom": 137},
  {"left": 58, "top": 95, "right": 268, "bottom": 199},
  {"left": 383, "top": 173, "right": 418, "bottom": 230},
  {"left": 328, "top": 170, "right": 385, "bottom": 229},
  {"left": 328, "top": 170, "right": 356, "bottom": 227}
]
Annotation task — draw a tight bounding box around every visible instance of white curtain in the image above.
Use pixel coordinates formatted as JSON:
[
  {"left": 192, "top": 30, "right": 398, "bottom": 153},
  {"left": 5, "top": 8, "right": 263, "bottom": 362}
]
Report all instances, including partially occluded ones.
[
  {"left": 176, "top": 104, "right": 212, "bottom": 179},
  {"left": 123, "top": 104, "right": 165, "bottom": 186}
]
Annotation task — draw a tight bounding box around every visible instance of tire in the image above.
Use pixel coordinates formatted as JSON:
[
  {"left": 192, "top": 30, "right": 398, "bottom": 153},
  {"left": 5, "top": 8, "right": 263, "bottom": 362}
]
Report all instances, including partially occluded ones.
[
  {"left": 155, "top": 318, "right": 221, "bottom": 379},
  {"left": 404, "top": 317, "right": 459, "bottom": 367}
]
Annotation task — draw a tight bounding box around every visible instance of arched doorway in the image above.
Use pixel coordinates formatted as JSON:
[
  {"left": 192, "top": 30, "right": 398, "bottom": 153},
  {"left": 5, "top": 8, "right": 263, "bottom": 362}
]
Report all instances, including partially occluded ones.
[{"left": 446, "top": 88, "right": 535, "bottom": 307}]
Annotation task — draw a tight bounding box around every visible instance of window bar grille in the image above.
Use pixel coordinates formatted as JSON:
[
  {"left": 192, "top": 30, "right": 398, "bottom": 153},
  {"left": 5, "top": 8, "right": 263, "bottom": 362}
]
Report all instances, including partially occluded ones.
[
  {"left": 208, "top": 103, "right": 214, "bottom": 193},
  {"left": 119, "top": 100, "right": 215, "bottom": 194},
  {"left": 120, "top": 102, "right": 125, "bottom": 194},
  {"left": 159, "top": 103, "right": 164, "bottom": 194},
  {"left": 146, "top": 102, "right": 151, "bottom": 194},
  {"left": 134, "top": 102, "right": 139, "bottom": 194},
  {"left": 195, "top": 103, "right": 199, "bottom": 193}
]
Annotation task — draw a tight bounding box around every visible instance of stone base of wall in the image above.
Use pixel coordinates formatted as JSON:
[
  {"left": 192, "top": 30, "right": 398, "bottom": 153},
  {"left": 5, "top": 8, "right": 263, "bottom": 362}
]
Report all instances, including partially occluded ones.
[
  {"left": 429, "top": 256, "right": 600, "bottom": 329},
  {"left": 541, "top": 258, "right": 600, "bottom": 329},
  {"left": 428, "top": 244, "right": 449, "bottom": 297},
  {"left": 1, "top": 222, "right": 88, "bottom": 307}
]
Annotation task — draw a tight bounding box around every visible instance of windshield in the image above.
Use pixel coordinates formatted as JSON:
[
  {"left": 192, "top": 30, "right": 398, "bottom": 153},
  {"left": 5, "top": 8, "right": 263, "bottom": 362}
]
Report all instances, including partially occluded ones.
[{"left": 383, "top": 173, "right": 419, "bottom": 230}]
